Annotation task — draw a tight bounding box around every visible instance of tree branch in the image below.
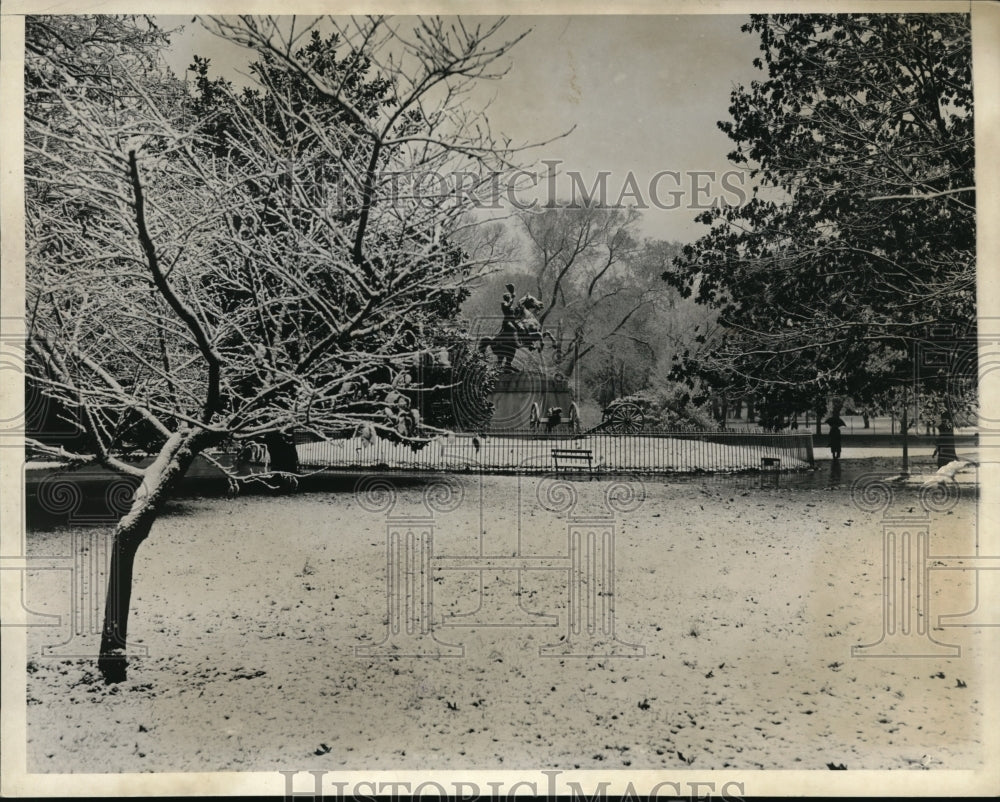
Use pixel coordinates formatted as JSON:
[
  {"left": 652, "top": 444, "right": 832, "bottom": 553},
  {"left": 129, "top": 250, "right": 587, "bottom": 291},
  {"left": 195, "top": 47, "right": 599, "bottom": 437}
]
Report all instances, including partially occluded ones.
[{"left": 128, "top": 150, "right": 222, "bottom": 424}]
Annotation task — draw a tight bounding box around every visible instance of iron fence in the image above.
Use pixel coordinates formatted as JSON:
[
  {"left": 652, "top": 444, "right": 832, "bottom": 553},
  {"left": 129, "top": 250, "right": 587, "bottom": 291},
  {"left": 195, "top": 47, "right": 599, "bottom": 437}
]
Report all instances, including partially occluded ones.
[{"left": 296, "top": 430, "right": 814, "bottom": 475}]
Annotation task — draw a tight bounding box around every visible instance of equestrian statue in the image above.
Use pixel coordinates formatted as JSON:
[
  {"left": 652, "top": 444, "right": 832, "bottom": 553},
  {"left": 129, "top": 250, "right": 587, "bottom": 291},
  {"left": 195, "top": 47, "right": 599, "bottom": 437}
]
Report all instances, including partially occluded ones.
[{"left": 478, "top": 283, "right": 555, "bottom": 370}]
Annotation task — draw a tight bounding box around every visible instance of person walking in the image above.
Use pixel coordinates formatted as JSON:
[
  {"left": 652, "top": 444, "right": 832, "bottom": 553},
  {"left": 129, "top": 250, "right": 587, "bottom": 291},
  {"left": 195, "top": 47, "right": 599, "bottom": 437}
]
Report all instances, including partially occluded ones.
[{"left": 825, "top": 409, "right": 847, "bottom": 460}]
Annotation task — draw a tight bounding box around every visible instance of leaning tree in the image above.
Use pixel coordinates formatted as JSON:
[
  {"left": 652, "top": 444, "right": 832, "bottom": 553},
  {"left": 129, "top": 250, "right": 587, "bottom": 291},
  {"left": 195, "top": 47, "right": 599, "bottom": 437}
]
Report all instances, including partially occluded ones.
[{"left": 25, "top": 14, "right": 549, "bottom": 682}]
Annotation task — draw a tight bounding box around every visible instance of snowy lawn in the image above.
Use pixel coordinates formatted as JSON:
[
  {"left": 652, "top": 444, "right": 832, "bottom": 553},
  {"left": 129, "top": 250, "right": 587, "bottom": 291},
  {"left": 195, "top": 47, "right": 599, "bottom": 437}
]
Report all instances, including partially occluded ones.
[{"left": 22, "top": 474, "right": 984, "bottom": 774}]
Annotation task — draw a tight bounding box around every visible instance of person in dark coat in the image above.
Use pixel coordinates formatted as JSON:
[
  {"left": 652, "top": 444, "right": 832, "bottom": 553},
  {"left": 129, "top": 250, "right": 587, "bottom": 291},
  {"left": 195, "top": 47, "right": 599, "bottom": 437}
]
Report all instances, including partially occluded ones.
[{"left": 825, "top": 410, "right": 847, "bottom": 459}]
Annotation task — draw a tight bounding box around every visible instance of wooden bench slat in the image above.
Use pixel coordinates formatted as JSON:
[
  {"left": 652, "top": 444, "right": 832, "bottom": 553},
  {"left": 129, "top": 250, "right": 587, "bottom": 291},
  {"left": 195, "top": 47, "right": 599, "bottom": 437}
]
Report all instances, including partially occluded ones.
[{"left": 552, "top": 448, "right": 595, "bottom": 473}]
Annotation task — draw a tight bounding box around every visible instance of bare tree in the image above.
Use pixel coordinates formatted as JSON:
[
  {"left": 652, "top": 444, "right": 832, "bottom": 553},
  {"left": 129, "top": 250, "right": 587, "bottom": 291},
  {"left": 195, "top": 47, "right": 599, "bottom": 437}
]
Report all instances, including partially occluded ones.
[
  {"left": 25, "top": 14, "right": 549, "bottom": 682},
  {"left": 513, "top": 204, "right": 667, "bottom": 378}
]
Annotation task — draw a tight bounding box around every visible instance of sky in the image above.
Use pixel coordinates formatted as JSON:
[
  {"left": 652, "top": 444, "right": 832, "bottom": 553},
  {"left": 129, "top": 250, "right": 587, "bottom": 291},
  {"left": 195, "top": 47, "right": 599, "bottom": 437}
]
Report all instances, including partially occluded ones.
[{"left": 158, "top": 14, "right": 764, "bottom": 244}]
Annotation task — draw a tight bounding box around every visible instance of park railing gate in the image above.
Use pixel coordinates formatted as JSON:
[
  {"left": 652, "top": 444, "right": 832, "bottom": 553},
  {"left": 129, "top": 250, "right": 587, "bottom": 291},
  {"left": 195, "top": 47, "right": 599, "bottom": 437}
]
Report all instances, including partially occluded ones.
[{"left": 295, "top": 430, "right": 814, "bottom": 475}]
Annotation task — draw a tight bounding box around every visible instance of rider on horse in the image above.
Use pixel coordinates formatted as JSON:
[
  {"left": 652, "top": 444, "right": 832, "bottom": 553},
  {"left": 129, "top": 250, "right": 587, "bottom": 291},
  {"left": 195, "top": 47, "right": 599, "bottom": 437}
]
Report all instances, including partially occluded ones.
[
  {"left": 500, "top": 283, "right": 543, "bottom": 340},
  {"left": 480, "top": 282, "right": 550, "bottom": 369},
  {"left": 500, "top": 283, "right": 523, "bottom": 337}
]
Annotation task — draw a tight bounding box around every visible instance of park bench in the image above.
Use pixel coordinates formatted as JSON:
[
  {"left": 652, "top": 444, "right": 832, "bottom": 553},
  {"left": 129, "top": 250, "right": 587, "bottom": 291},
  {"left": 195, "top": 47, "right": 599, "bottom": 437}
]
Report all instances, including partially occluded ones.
[
  {"left": 760, "top": 456, "right": 781, "bottom": 487},
  {"left": 552, "top": 448, "right": 598, "bottom": 474}
]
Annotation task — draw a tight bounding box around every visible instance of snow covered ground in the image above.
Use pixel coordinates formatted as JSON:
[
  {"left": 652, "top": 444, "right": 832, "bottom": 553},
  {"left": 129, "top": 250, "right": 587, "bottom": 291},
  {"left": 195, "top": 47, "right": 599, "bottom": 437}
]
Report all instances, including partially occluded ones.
[{"left": 20, "top": 475, "right": 985, "bottom": 779}]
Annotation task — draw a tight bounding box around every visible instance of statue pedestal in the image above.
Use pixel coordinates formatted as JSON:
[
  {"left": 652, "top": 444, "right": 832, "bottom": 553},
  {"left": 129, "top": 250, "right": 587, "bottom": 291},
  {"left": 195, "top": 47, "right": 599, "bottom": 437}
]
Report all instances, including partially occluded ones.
[{"left": 489, "top": 368, "right": 572, "bottom": 432}]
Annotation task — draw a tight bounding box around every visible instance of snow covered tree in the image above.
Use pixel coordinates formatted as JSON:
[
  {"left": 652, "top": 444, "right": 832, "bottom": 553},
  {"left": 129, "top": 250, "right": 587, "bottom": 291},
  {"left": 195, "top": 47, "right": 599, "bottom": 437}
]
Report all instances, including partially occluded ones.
[{"left": 25, "top": 14, "right": 545, "bottom": 682}]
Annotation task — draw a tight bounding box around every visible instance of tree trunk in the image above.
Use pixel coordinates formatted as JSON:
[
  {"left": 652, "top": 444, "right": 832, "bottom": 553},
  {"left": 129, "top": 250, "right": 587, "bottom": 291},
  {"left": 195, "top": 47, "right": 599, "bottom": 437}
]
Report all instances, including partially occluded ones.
[
  {"left": 901, "top": 392, "right": 909, "bottom": 476},
  {"left": 98, "top": 513, "right": 155, "bottom": 683},
  {"left": 98, "top": 428, "right": 209, "bottom": 683},
  {"left": 264, "top": 430, "right": 298, "bottom": 474},
  {"left": 561, "top": 338, "right": 580, "bottom": 379}
]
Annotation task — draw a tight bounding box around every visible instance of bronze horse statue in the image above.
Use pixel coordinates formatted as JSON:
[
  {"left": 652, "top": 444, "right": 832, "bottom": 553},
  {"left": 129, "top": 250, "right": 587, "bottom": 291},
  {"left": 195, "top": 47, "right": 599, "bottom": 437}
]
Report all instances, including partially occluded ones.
[{"left": 478, "top": 294, "right": 554, "bottom": 369}]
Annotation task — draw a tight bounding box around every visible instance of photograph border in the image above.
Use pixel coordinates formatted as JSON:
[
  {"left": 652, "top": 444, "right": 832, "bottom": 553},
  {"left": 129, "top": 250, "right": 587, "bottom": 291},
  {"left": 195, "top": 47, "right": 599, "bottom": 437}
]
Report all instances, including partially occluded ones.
[{"left": 2, "top": 0, "right": 998, "bottom": 797}]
